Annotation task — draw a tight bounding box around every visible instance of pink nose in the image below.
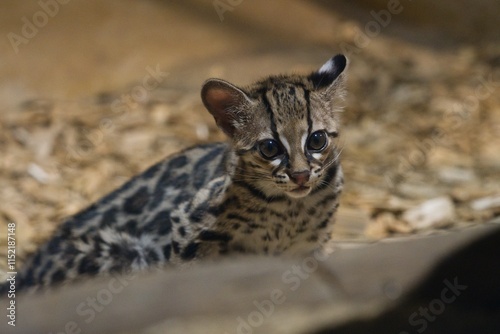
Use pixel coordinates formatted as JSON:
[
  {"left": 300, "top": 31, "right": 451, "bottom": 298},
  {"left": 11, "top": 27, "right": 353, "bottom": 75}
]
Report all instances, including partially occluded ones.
[{"left": 289, "top": 170, "right": 310, "bottom": 186}]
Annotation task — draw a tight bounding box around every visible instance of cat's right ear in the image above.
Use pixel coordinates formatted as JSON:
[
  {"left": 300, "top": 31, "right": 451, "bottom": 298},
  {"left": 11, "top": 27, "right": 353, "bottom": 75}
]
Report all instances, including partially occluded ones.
[{"left": 201, "top": 79, "right": 253, "bottom": 138}]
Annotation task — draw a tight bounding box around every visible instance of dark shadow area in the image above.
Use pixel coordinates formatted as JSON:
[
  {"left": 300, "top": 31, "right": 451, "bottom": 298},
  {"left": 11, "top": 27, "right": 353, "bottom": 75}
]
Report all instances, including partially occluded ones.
[
  {"left": 314, "top": 0, "right": 500, "bottom": 48},
  {"left": 315, "top": 228, "right": 500, "bottom": 334}
]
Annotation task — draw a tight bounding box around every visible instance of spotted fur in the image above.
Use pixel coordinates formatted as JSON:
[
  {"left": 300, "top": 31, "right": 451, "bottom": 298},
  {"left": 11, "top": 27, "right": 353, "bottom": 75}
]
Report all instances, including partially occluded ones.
[{"left": 4, "top": 54, "right": 348, "bottom": 292}]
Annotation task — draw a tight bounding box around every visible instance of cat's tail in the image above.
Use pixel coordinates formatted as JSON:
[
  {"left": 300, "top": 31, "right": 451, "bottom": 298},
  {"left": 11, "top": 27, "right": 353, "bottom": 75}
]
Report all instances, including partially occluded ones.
[
  {"left": 0, "top": 269, "right": 30, "bottom": 298},
  {"left": 0, "top": 278, "right": 10, "bottom": 298}
]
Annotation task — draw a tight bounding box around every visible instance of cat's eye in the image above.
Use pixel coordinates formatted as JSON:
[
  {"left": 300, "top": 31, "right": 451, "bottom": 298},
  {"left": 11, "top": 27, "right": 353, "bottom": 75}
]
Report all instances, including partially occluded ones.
[
  {"left": 307, "top": 131, "right": 328, "bottom": 152},
  {"left": 258, "top": 139, "right": 282, "bottom": 159}
]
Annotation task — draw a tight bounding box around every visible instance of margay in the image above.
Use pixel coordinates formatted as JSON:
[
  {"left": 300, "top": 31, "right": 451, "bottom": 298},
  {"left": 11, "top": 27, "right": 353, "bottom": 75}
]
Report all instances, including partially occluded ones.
[{"left": 1, "top": 54, "right": 348, "bottom": 293}]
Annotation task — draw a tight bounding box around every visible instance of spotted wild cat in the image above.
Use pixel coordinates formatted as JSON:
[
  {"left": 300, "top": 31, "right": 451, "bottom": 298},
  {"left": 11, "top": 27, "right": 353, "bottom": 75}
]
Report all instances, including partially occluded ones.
[{"left": 2, "top": 54, "right": 348, "bottom": 292}]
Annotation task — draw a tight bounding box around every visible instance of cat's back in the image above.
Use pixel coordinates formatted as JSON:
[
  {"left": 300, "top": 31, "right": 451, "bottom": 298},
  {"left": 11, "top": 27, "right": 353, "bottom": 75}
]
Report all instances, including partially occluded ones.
[
  {"left": 61, "top": 141, "right": 228, "bottom": 235},
  {"left": 15, "top": 142, "right": 229, "bottom": 290}
]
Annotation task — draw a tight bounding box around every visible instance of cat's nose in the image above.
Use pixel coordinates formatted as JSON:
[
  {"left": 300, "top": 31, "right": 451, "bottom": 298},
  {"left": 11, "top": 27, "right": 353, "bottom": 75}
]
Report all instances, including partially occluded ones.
[{"left": 289, "top": 170, "right": 310, "bottom": 186}]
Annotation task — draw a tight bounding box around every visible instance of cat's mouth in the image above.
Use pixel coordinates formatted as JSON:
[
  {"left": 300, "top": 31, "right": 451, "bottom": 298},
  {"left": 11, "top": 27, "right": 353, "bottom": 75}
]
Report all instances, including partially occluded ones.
[{"left": 286, "top": 185, "right": 311, "bottom": 198}]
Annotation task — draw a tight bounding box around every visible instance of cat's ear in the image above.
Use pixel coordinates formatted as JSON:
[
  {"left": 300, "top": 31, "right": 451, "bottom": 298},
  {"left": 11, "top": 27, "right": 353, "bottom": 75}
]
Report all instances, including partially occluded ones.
[
  {"left": 309, "top": 54, "right": 347, "bottom": 90},
  {"left": 201, "top": 79, "right": 253, "bottom": 137}
]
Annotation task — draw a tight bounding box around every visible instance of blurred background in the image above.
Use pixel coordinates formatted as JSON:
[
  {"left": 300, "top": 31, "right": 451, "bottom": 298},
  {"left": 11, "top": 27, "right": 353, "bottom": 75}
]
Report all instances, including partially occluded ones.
[{"left": 0, "top": 0, "right": 499, "bottom": 265}]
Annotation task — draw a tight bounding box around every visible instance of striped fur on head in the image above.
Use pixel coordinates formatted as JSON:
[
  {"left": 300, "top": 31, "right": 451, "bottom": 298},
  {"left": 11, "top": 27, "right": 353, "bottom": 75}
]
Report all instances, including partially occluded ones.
[{"left": 202, "top": 54, "right": 347, "bottom": 199}]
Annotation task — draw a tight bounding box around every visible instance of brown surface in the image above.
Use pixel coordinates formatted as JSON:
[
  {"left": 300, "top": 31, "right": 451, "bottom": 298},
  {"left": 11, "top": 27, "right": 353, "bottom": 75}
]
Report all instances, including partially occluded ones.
[
  {"left": 4, "top": 221, "right": 498, "bottom": 334},
  {"left": 0, "top": 0, "right": 499, "bottom": 271}
]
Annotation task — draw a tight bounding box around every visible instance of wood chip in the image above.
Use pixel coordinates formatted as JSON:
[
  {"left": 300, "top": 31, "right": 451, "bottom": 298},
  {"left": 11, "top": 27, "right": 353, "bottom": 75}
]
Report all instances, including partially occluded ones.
[
  {"left": 402, "top": 196, "right": 456, "bottom": 230},
  {"left": 470, "top": 195, "right": 500, "bottom": 211}
]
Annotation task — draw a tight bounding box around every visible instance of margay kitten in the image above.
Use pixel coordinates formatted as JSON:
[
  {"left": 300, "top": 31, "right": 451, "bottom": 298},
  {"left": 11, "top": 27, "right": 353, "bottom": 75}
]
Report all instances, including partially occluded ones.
[{"left": 3, "top": 54, "right": 347, "bottom": 293}]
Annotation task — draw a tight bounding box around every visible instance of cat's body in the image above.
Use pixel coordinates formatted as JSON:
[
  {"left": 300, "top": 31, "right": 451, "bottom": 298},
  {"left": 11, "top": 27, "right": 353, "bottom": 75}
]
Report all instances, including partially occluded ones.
[{"left": 3, "top": 54, "right": 347, "bottom": 293}]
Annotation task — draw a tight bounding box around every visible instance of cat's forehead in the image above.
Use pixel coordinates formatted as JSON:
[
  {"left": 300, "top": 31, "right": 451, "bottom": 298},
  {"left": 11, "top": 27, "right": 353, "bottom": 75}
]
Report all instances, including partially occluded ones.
[
  {"left": 248, "top": 75, "right": 314, "bottom": 94},
  {"left": 250, "top": 77, "right": 310, "bottom": 118},
  {"left": 267, "top": 84, "right": 309, "bottom": 122},
  {"left": 248, "top": 77, "right": 337, "bottom": 137}
]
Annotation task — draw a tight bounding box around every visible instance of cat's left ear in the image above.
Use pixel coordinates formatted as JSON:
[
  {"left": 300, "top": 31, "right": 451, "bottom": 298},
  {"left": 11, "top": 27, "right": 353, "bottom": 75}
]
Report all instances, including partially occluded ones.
[
  {"left": 309, "top": 54, "right": 348, "bottom": 91},
  {"left": 201, "top": 79, "right": 253, "bottom": 138}
]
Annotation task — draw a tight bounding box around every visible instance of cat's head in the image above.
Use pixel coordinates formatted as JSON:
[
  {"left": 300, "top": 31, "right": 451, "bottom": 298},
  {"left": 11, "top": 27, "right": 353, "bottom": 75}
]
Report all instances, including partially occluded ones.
[{"left": 201, "top": 54, "right": 347, "bottom": 199}]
